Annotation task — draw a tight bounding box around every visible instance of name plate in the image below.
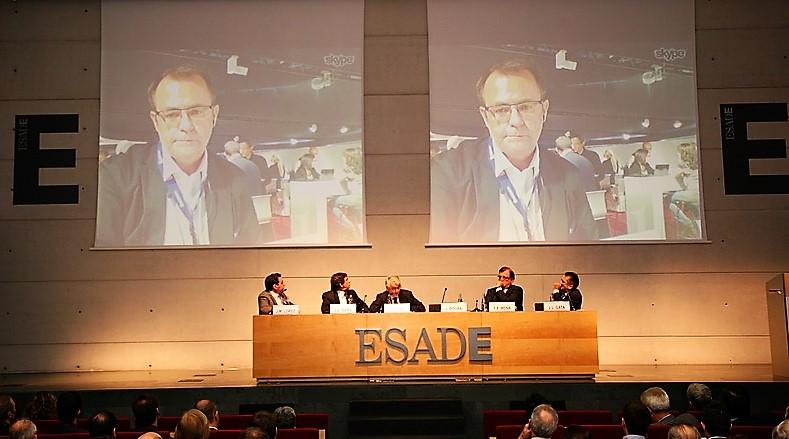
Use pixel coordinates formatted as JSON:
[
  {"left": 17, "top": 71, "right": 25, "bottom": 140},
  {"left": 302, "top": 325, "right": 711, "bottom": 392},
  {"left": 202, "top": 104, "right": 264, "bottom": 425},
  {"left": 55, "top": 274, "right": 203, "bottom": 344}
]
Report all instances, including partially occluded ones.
[
  {"left": 273, "top": 305, "right": 300, "bottom": 315},
  {"left": 441, "top": 302, "right": 468, "bottom": 312},
  {"left": 384, "top": 303, "right": 411, "bottom": 313},
  {"left": 536, "top": 301, "right": 570, "bottom": 311},
  {"left": 330, "top": 303, "right": 356, "bottom": 314},
  {"left": 489, "top": 302, "right": 516, "bottom": 312}
]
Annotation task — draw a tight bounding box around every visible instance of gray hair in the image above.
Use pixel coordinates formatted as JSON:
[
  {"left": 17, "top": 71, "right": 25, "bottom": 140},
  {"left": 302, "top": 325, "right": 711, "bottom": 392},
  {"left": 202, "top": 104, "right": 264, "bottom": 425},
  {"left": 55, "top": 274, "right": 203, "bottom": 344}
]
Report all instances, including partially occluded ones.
[
  {"left": 273, "top": 406, "right": 296, "bottom": 429},
  {"left": 686, "top": 383, "right": 712, "bottom": 409},
  {"left": 10, "top": 419, "right": 37, "bottom": 439},
  {"left": 641, "top": 387, "right": 670, "bottom": 412},
  {"left": 530, "top": 404, "right": 559, "bottom": 438},
  {"left": 774, "top": 420, "right": 789, "bottom": 439}
]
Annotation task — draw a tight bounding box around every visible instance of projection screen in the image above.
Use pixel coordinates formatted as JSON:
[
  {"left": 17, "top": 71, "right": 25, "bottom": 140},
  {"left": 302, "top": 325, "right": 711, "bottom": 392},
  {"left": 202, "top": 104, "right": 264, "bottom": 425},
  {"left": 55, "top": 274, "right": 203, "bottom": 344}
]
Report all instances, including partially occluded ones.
[
  {"left": 96, "top": 0, "right": 364, "bottom": 248},
  {"left": 428, "top": 0, "right": 705, "bottom": 244}
]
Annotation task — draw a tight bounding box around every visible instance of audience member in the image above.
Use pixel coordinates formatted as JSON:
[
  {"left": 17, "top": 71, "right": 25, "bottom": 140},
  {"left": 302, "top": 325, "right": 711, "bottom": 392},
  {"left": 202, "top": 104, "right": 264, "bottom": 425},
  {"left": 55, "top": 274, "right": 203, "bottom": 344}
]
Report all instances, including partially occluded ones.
[
  {"left": 239, "top": 141, "right": 269, "bottom": 179},
  {"left": 89, "top": 411, "right": 118, "bottom": 439},
  {"left": 774, "top": 420, "right": 789, "bottom": 439},
  {"left": 668, "top": 424, "right": 700, "bottom": 439},
  {"left": 138, "top": 433, "right": 162, "bottom": 439},
  {"left": 518, "top": 404, "right": 559, "bottom": 439},
  {"left": 240, "top": 427, "right": 269, "bottom": 439},
  {"left": 686, "top": 383, "right": 712, "bottom": 411},
  {"left": 24, "top": 392, "right": 57, "bottom": 420},
  {"left": 251, "top": 411, "right": 277, "bottom": 439},
  {"left": 224, "top": 139, "right": 263, "bottom": 195},
  {"left": 700, "top": 401, "right": 730, "bottom": 439},
  {"left": 273, "top": 406, "right": 295, "bottom": 430},
  {"left": 55, "top": 391, "right": 86, "bottom": 433},
  {"left": 132, "top": 395, "right": 160, "bottom": 432},
  {"left": 601, "top": 149, "right": 619, "bottom": 176},
  {"left": 193, "top": 400, "right": 219, "bottom": 430},
  {"left": 290, "top": 153, "right": 320, "bottom": 181},
  {"left": 564, "top": 425, "right": 590, "bottom": 439},
  {"left": 0, "top": 395, "right": 16, "bottom": 436},
  {"left": 721, "top": 386, "right": 751, "bottom": 424},
  {"left": 641, "top": 387, "right": 674, "bottom": 424},
  {"left": 622, "top": 401, "right": 651, "bottom": 439},
  {"left": 174, "top": 409, "right": 208, "bottom": 439},
  {"left": 571, "top": 135, "right": 603, "bottom": 178},
  {"left": 554, "top": 135, "right": 598, "bottom": 191},
  {"left": 9, "top": 419, "right": 37, "bottom": 439}
]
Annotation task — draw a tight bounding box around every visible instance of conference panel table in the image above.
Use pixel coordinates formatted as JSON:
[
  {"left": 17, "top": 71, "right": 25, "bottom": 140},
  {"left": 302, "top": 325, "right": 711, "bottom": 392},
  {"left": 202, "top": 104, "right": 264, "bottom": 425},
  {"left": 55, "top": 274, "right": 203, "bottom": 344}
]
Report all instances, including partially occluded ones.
[{"left": 253, "top": 311, "right": 598, "bottom": 383}]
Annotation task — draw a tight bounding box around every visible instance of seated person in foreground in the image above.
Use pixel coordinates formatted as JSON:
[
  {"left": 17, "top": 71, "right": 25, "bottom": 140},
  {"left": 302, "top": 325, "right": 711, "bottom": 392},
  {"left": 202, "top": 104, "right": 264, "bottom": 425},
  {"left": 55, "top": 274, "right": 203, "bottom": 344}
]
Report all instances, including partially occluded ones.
[
  {"left": 550, "top": 271, "right": 583, "bottom": 310},
  {"left": 321, "top": 272, "right": 369, "bottom": 313},
  {"left": 484, "top": 265, "right": 524, "bottom": 311},
  {"left": 369, "top": 275, "right": 426, "bottom": 313}
]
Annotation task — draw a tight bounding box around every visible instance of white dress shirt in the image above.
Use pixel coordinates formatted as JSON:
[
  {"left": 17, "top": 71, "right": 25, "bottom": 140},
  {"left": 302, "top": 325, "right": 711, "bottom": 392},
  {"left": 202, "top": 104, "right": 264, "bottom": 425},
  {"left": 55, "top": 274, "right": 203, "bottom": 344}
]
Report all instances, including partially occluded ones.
[{"left": 490, "top": 141, "right": 545, "bottom": 241}]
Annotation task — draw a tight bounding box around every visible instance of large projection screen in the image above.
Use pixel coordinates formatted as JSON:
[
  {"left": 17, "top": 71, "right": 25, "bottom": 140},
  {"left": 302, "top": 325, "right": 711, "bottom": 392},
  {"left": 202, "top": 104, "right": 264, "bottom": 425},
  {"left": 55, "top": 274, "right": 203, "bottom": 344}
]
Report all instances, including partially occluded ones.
[
  {"left": 428, "top": 0, "right": 705, "bottom": 244},
  {"left": 96, "top": 0, "right": 365, "bottom": 248}
]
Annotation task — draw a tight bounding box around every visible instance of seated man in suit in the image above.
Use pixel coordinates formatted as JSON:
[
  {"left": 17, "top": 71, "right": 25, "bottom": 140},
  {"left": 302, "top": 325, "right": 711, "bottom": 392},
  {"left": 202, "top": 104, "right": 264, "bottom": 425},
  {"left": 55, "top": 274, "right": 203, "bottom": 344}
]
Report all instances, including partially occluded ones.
[
  {"left": 550, "top": 271, "right": 583, "bottom": 311},
  {"left": 321, "top": 272, "right": 369, "bottom": 314},
  {"left": 369, "top": 275, "right": 426, "bottom": 313},
  {"left": 258, "top": 272, "right": 294, "bottom": 315},
  {"left": 484, "top": 265, "right": 524, "bottom": 311}
]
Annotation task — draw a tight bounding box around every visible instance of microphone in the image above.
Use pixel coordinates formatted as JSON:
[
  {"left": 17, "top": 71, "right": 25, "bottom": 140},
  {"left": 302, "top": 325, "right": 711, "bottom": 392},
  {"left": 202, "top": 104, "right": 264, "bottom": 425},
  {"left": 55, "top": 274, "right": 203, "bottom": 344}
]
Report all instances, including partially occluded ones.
[{"left": 441, "top": 287, "right": 447, "bottom": 303}]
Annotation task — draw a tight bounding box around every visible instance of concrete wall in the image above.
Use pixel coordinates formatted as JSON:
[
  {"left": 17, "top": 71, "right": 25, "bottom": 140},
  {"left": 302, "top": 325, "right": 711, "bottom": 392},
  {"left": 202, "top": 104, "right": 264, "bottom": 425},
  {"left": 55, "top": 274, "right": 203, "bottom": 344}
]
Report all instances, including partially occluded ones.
[{"left": 0, "top": 0, "right": 788, "bottom": 373}]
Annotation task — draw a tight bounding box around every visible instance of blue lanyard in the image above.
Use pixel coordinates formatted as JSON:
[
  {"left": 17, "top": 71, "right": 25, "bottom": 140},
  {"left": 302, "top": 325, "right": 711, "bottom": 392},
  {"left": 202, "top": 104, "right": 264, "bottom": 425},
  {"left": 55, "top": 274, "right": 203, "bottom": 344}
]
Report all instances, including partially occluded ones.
[
  {"left": 157, "top": 145, "right": 206, "bottom": 244},
  {"left": 489, "top": 143, "right": 541, "bottom": 239}
]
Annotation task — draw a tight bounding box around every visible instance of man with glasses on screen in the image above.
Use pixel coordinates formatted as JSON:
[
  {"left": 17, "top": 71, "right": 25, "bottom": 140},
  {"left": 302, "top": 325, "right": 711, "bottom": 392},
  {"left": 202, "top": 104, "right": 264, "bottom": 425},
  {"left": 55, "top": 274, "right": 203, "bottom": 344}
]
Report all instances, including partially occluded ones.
[
  {"left": 430, "top": 60, "right": 595, "bottom": 242},
  {"left": 484, "top": 266, "right": 524, "bottom": 311},
  {"left": 96, "top": 66, "right": 262, "bottom": 246}
]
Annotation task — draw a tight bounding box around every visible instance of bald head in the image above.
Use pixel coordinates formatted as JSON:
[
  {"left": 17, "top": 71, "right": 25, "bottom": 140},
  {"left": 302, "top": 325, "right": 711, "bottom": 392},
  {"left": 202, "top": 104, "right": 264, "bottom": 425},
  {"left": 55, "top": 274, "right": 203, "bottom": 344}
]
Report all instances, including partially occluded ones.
[
  {"left": 193, "top": 400, "right": 218, "bottom": 428},
  {"left": 530, "top": 404, "right": 559, "bottom": 438}
]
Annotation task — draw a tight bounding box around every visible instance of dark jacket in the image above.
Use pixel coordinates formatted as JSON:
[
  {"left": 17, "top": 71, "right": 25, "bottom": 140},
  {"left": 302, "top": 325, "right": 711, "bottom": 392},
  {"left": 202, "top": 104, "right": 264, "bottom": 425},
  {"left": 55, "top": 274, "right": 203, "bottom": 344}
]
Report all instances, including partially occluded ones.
[
  {"left": 369, "top": 289, "right": 426, "bottom": 313},
  {"left": 321, "top": 289, "right": 369, "bottom": 314}
]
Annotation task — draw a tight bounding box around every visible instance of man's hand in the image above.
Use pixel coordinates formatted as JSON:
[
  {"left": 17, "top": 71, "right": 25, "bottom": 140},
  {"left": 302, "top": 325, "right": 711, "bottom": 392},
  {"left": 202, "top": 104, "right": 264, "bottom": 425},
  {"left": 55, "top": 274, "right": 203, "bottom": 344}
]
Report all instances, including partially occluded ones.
[{"left": 517, "top": 422, "right": 533, "bottom": 439}]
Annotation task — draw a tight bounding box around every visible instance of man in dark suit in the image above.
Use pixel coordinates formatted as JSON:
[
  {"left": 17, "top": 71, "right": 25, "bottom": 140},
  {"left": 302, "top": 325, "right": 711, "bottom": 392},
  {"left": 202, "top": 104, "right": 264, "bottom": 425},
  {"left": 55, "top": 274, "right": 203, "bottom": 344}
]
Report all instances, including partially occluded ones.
[
  {"left": 96, "top": 66, "right": 266, "bottom": 247},
  {"left": 321, "top": 272, "right": 369, "bottom": 314},
  {"left": 484, "top": 266, "right": 524, "bottom": 311},
  {"left": 550, "top": 271, "right": 583, "bottom": 311},
  {"left": 430, "top": 60, "right": 596, "bottom": 243},
  {"left": 369, "top": 276, "right": 426, "bottom": 313},
  {"left": 54, "top": 392, "right": 86, "bottom": 433}
]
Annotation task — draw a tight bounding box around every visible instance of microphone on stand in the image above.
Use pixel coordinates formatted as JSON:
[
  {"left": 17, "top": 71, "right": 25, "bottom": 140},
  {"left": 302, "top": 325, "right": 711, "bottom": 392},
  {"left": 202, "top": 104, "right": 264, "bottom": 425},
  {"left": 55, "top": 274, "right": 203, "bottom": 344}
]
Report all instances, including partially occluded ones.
[
  {"left": 362, "top": 294, "right": 368, "bottom": 313},
  {"left": 440, "top": 287, "right": 447, "bottom": 303}
]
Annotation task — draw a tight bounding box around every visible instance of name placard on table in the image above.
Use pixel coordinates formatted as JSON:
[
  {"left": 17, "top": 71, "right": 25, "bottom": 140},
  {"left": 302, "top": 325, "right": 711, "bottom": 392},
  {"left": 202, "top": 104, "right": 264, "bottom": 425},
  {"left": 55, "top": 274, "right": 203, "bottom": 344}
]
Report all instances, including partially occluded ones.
[
  {"left": 534, "top": 301, "right": 571, "bottom": 311},
  {"left": 440, "top": 302, "right": 468, "bottom": 312},
  {"left": 489, "top": 302, "right": 516, "bottom": 312},
  {"left": 330, "top": 303, "right": 356, "bottom": 314},
  {"left": 383, "top": 303, "right": 411, "bottom": 313},
  {"left": 273, "top": 305, "right": 300, "bottom": 315}
]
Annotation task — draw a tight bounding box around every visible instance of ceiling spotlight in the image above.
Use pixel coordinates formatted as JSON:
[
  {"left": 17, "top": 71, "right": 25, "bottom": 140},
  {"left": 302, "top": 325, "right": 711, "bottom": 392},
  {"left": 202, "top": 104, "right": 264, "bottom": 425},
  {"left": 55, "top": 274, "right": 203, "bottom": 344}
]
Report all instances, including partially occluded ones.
[
  {"left": 310, "top": 70, "right": 333, "bottom": 91},
  {"left": 641, "top": 118, "right": 650, "bottom": 128},
  {"left": 339, "top": 125, "right": 349, "bottom": 134},
  {"left": 622, "top": 133, "right": 631, "bottom": 141},
  {"left": 308, "top": 123, "right": 318, "bottom": 133},
  {"left": 289, "top": 138, "right": 298, "bottom": 145},
  {"left": 673, "top": 120, "right": 683, "bottom": 129}
]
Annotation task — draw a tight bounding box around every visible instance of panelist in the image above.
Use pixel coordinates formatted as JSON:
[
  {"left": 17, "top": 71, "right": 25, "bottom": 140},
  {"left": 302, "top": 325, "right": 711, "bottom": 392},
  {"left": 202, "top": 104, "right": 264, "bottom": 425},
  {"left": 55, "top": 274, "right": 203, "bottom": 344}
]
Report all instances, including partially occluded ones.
[
  {"left": 550, "top": 271, "right": 583, "bottom": 310},
  {"left": 369, "top": 275, "right": 426, "bottom": 313},
  {"left": 96, "top": 66, "right": 264, "bottom": 246},
  {"left": 484, "top": 266, "right": 524, "bottom": 311},
  {"left": 321, "top": 272, "right": 369, "bottom": 314},
  {"left": 258, "top": 272, "right": 294, "bottom": 315}
]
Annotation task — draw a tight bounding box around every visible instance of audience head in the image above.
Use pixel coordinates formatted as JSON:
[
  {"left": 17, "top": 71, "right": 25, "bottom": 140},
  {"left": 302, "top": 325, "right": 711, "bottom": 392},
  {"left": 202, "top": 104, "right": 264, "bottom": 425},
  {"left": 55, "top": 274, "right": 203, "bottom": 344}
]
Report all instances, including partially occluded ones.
[
  {"left": 56, "top": 391, "right": 82, "bottom": 425},
  {"left": 668, "top": 424, "right": 700, "bottom": 439},
  {"left": 721, "top": 385, "right": 750, "bottom": 421},
  {"left": 563, "top": 425, "right": 590, "bottom": 439},
  {"left": 700, "top": 400, "right": 730, "bottom": 438},
  {"left": 239, "top": 427, "right": 268, "bottom": 439},
  {"left": 239, "top": 142, "right": 254, "bottom": 160},
  {"left": 774, "top": 420, "right": 789, "bottom": 439},
  {"left": 622, "top": 401, "right": 651, "bottom": 436},
  {"left": 641, "top": 386, "right": 671, "bottom": 419},
  {"left": 686, "top": 383, "right": 712, "bottom": 410},
  {"left": 570, "top": 136, "right": 586, "bottom": 154},
  {"left": 138, "top": 432, "right": 162, "bottom": 439},
  {"left": 224, "top": 140, "right": 241, "bottom": 157},
  {"left": 132, "top": 395, "right": 160, "bottom": 430},
  {"left": 633, "top": 148, "right": 649, "bottom": 165},
  {"left": 273, "top": 406, "right": 295, "bottom": 429},
  {"left": 193, "top": 400, "right": 219, "bottom": 428},
  {"left": 24, "top": 392, "right": 57, "bottom": 420},
  {"left": 330, "top": 272, "right": 349, "bottom": 292},
  {"left": 0, "top": 395, "right": 16, "bottom": 426},
  {"left": 530, "top": 404, "right": 559, "bottom": 438},
  {"left": 89, "top": 411, "right": 118, "bottom": 439},
  {"left": 174, "top": 409, "right": 209, "bottom": 439},
  {"left": 10, "top": 419, "right": 37, "bottom": 439},
  {"left": 251, "top": 411, "right": 277, "bottom": 439}
]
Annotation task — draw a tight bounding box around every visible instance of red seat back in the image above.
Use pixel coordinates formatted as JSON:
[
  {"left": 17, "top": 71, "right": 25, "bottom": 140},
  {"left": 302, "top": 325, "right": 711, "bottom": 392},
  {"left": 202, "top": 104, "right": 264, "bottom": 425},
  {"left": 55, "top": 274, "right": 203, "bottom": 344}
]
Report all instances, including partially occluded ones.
[
  {"left": 76, "top": 417, "right": 132, "bottom": 432},
  {"left": 582, "top": 424, "right": 625, "bottom": 439},
  {"left": 295, "top": 413, "right": 328, "bottom": 430},
  {"left": 559, "top": 410, "right": 614, "bottom": 425},
  {"left": 157, "top": 417, "right": 180, "bottom": 433},
  {"left": 32, "top": 421, "right": 61, "bottom": 434},
  {"left": 483, "top": 410, "right": 527, "bottom": 439},
  {"left": 39, "top": 434, "right": 89, "bottom": 439},
  {"left": 648, "top": 423, "right": 671, "bottom": 439},
  {"left": 217, "top": 415, "right": 252, "bottom": 430},
  {"left": 731, "top": 425, "right": 775, "bottom": 439},
  {"left": 276, "top": 428, "right": 319, "bottom": 439},
  {"left": 210, "top": 430, "right": 242, "bottom": 439}
]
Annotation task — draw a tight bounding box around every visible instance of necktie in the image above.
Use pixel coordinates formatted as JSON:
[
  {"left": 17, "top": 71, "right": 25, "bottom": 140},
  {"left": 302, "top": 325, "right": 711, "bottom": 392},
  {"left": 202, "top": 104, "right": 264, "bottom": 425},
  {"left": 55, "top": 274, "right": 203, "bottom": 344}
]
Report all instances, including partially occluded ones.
[{"left": 279, "top": 293, "right": 291, "bottom": 305}]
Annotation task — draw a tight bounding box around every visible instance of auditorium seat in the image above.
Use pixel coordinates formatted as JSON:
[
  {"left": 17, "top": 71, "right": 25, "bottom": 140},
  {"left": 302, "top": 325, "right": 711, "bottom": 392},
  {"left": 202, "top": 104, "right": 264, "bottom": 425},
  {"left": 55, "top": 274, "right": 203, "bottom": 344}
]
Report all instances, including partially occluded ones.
[
  {"left": 483, "top": 410, "right": 527, "bottom": 439},
  {"left": 209, "top": 429, "right": 242, "bottom": 439},
  {"left": 495, "top": 424, "right": 524, "bottom": 439},
  {"left": 39, "top": 434, "right": 89, "bottom": 439},
  {"left": 158, "top": 416, "right": 181, "bottom": 432},
  {"left": 276, "top": 428, "right": 319, "bottom": 439},
  {"left": 32, "top": 420, "right": 64, "bottom": 434},
  {"left": 731, "top": 425, "right": 775, "bottom": 439},
  {"left": 648, "top": 423, "right": 671, "bottom": 439},
  {"left": 558, "top": 410, "right": 614, "bottom": 425},
  {"left": 581, "top": 424, "right": 625, "bottom": 439},
  {"left": 76, "top": 417, "right": 132, "bottom": 432},
  {"left": 295, "top": 413, "right": 329, "bottom": 438},
  {"left": 217, "top": 415, "right": 252, "bottom": 430}
]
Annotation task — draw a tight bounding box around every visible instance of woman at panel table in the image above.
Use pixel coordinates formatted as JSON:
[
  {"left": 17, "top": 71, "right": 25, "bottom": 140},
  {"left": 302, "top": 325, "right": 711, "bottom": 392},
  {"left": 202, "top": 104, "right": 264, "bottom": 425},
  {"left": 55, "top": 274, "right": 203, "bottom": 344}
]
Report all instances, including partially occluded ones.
[{"left": 321, "top": 272, "right": 369, "bottom": 314}]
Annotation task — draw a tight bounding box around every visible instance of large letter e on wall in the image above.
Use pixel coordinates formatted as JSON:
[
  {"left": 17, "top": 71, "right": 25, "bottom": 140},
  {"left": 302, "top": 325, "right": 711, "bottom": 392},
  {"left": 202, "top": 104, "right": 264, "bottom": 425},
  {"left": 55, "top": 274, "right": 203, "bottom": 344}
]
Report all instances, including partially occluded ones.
[
  {"left": 720, "top": 103, "right": 789, "bottom": 195},
  {"left": 13, "top": 114, "right": 79, "bottom": 205}
]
